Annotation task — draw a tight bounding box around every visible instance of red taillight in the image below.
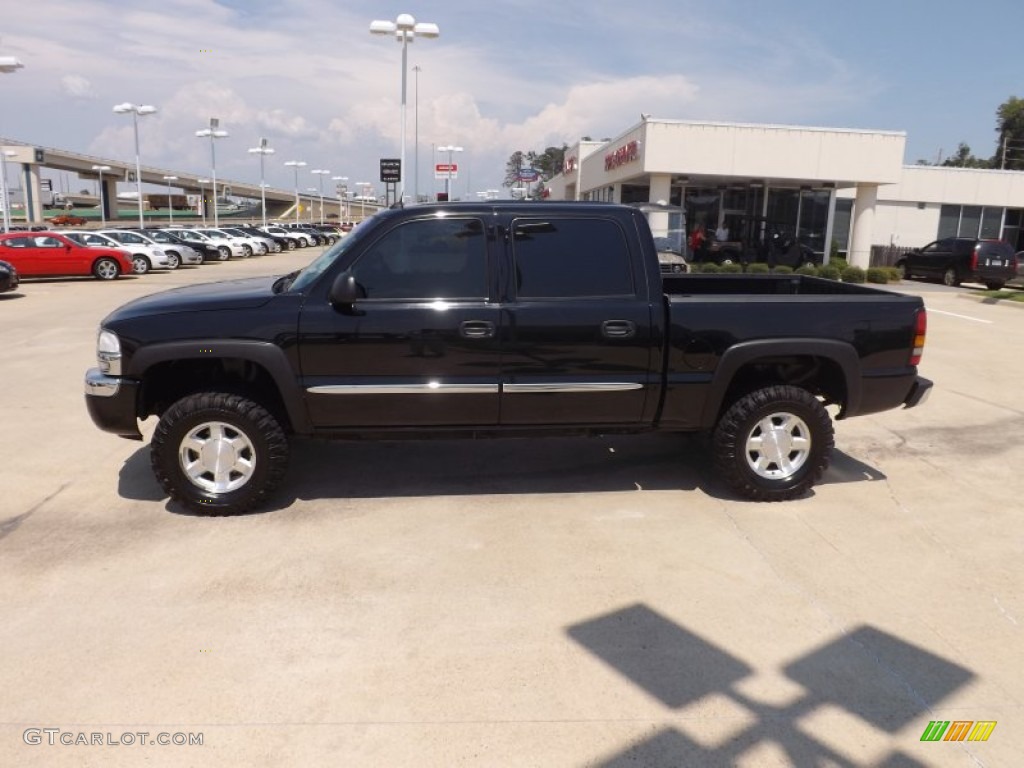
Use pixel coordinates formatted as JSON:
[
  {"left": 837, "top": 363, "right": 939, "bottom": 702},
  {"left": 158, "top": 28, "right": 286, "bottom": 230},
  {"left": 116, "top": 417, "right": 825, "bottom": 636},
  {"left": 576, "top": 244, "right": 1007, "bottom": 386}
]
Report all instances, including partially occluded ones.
[
  {"left": 970, "top": 247, "right": 979, "bottom": 272},
  {"left": 910, "top": 308, "right": 927, "bottom": 366}
]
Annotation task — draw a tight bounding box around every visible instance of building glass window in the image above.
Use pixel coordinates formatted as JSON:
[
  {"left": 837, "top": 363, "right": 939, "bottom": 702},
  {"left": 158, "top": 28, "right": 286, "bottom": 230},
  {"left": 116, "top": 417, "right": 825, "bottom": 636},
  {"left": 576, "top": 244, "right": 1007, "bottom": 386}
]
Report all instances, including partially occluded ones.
[
  {"left": 980, "top": 207, "right": 1002, "bottom": 239},
  {"left": 797, "top": 189, "right": 830, "bottom": 255},
  {"left": 960, "top": 206, "right": 982, "bottom": 238},
  {"left": 937, "top": 205, "right": 960, "bottom": 239},
  {"left": 832, "top": 199, "right": 853, "bottom": 256}
]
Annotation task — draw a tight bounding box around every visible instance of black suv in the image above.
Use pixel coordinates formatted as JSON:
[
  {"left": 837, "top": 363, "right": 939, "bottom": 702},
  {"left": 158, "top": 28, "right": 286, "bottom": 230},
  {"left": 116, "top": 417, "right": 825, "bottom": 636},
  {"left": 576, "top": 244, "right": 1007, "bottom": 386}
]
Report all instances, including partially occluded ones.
[{"left": 897, "top": 238, "right": 1017, "bottom": 289}]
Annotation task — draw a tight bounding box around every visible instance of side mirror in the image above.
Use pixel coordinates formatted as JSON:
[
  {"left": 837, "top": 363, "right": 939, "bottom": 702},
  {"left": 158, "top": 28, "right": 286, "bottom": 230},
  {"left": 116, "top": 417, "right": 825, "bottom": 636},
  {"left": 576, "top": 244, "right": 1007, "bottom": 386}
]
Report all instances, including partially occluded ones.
[{"left": 329, "top": 271, "right": 366, "bottom": 313}]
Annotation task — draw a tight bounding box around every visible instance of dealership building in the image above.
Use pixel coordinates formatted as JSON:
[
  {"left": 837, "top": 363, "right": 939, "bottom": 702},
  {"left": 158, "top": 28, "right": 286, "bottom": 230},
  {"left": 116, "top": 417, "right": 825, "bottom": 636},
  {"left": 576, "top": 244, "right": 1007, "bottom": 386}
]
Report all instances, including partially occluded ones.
[{"left": 544, "top": 118, "right": 1024, "bottom": 267}]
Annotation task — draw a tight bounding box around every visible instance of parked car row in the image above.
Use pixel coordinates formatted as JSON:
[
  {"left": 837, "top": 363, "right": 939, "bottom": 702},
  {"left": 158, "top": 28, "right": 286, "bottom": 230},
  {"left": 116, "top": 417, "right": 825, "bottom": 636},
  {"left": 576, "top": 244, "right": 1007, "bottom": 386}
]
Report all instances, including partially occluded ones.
[{"left": 0, "top": 222, "right": 347, "bottom": 285}]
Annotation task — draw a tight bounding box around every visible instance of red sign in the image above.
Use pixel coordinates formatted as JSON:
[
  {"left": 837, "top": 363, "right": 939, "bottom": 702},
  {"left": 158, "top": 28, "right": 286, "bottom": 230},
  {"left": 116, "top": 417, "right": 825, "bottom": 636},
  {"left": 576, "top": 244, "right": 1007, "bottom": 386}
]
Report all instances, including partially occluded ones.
[
  {"left": 604, "top": 140, "right": 640, "bottom": 171},
  {"left": 435, "top": 163, "right": 459, "bottom": 180}
]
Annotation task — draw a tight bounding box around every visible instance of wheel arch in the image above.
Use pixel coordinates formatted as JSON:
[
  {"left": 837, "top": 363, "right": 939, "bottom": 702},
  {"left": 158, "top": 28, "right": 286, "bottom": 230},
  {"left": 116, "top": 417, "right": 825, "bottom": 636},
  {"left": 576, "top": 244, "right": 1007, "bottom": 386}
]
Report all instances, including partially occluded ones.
[
  {"left": 128, "top": 341, "right": 311, "bottom": 434},
  {"left": 698, "top": 339, "right": 860, "bottom": 429}
]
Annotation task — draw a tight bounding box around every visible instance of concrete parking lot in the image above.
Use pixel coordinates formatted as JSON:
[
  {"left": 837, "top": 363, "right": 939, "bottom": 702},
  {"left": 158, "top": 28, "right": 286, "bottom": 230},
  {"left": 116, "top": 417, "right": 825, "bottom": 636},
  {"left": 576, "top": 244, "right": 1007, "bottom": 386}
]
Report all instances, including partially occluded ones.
[{"left": 1, "top": 253, "right": 1021, "bottom": 767}]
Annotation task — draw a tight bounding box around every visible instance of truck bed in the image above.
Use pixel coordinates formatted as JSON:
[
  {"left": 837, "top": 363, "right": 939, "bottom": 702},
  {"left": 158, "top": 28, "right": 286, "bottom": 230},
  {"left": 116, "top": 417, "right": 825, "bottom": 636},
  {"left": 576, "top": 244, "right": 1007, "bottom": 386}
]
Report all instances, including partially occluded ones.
[{"left": 662, "top": 273, "right": 889, "bottom": 296}]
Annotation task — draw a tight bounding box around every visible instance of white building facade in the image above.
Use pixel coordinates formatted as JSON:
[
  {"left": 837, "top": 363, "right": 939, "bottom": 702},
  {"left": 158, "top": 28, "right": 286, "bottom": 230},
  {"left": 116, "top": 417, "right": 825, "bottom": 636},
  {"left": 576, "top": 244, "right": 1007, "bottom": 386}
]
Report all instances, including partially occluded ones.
[{"left": 545, "top": 119, "right": 1024, "bottom": 266}]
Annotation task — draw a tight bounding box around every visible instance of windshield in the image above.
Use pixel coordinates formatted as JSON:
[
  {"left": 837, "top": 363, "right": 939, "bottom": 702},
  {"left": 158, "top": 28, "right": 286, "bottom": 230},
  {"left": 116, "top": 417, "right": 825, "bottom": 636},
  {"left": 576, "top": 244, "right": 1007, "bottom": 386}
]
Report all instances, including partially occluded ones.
[{"left": 288, "top": 223, "right": 370, "bottom": 292}]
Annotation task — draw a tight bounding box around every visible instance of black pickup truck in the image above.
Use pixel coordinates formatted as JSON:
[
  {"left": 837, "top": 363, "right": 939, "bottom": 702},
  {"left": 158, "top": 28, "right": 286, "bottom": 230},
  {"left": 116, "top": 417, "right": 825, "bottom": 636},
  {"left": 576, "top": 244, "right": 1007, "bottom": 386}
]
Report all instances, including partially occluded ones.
[{"left": 85, "top": 202, "right": 931, "bottom": 514}]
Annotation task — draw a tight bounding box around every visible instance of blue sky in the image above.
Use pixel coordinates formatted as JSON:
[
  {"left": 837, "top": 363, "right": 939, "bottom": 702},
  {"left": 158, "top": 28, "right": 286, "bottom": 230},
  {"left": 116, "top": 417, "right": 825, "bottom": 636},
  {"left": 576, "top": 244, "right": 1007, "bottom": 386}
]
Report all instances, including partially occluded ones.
[{"left": 1, "top": 0, "right": 1020, "bottom": 198}]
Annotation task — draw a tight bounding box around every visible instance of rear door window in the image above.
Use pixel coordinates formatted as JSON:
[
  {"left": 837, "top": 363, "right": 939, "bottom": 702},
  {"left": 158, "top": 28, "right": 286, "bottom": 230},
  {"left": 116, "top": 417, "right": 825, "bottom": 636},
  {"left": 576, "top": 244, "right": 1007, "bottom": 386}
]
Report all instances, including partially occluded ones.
[{"left": 510, "top": 217, "right": 634, "bottom": 298}]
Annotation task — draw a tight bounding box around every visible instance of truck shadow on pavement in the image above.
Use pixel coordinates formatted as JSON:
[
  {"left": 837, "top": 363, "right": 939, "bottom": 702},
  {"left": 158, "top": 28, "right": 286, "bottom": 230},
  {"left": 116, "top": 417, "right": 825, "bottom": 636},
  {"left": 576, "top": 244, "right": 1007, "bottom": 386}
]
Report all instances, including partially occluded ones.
[
  {"left": 569, "top": 603, "right": 976, "bottom": 767},
  {"left": 118, "top": 434, "right": 887, "bottom": 515}
]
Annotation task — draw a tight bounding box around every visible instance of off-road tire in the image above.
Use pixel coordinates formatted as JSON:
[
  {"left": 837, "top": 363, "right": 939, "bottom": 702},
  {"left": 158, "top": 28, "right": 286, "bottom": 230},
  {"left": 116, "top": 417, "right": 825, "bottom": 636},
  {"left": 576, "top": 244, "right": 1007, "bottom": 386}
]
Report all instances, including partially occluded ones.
[
  {"left": 712, "top": 385, "right": 833, "bottom": 501},
  {"left": 151, "top": 392, "right": 289, "bottom": 515}
]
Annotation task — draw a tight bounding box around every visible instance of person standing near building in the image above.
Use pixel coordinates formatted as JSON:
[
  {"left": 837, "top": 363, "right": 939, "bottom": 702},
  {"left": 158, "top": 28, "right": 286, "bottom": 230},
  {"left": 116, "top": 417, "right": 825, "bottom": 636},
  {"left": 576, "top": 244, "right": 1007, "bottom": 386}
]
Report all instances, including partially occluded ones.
[{"left": 715, "top": 221, "right": 729, "bottom": 242}]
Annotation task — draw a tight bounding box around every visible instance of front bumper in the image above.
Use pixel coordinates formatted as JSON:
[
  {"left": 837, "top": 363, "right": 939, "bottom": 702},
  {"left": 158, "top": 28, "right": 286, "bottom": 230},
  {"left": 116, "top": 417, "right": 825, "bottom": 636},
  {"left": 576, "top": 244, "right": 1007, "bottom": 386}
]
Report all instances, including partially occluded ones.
[{"left": 84, "top": 368, "right": 143, "bottom": 439}]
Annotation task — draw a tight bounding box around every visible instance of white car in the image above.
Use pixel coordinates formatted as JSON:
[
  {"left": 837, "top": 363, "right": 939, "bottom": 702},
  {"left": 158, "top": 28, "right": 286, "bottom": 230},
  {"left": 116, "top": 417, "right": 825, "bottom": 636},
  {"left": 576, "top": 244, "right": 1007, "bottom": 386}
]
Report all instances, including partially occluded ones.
[
  {"left": 207, "top": 227, "right": 267, "bottom": 256},
  {"left": 266, "top": 224, "right": 315, "bottom": 247},
  {"left": 221, "top": 227, "right": 279, "bottom": 255},
  {"left": 130, "top": 229, "right": 204, "bottom": 266},
  {"left": 259, "top": 225, "right": 306, "bottom": 248},
  {"left": 192, "top": 229, "right": 248, "bottom": 259},
  {"left": 97, "top": 230, "right": 175, "bottom": 273}
]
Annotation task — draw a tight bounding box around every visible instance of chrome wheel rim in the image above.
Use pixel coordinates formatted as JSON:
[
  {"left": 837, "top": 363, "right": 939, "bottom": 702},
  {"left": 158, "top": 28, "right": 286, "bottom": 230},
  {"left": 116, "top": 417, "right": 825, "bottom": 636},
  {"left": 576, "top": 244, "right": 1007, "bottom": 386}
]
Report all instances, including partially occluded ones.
[
  {"left": 133, "top": 256, "right": 149, "bottom": 274},
  {"left": 943, "top": 269, "right": 956, "bottom": 286},
  {"left": 179, "top": 421, "right": 256, "bottom": 493},
  {"left": 745, "top": 412, "right": 811, "bottom": 480},
  {"left": 96, "top": 260, "right": 118, "bottom": 280}
]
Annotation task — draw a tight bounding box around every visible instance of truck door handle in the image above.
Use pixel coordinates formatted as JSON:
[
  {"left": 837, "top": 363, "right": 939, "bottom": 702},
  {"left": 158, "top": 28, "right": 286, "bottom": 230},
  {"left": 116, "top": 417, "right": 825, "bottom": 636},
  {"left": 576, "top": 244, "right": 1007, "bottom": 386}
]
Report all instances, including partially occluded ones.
[
  {"left": 459, "top": 320, "right": 496, "bottom": 339},
  {"left": 601, "top": 320, "right": 636, "bottom": 339}
]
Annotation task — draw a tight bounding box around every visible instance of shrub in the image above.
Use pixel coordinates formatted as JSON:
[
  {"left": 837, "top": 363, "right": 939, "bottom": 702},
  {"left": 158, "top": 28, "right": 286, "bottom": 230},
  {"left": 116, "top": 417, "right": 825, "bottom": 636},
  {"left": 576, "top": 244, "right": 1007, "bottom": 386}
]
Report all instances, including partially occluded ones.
[
  {"left": 795, "top": 264, "right": 818, "bottom": 277},
  {"left": 720, "top": 262, "right": 742, "bottom": 273},
  {"left": 698, "top": 262, "right": 721, "bottom": 273},
  {"left": 828, "top": 257, "right": 849, "bottom": 271},
  {"left": 817, "top": 265, "right": 841, "bottom": 281},
  {"left": 866, "top": 267, "right": 889, "bottom": 284},
  {"left": 772, "top": 265, "right": 794, "bottom": 274},
  {"left": 747, "top": 262, "right": 770, "bottom": 274},
  {"left": 884, "top": 267, "right": 903, "bottom": 282},
  {"left": 841, "top": 265, "right": 866, "bottom": 283}
]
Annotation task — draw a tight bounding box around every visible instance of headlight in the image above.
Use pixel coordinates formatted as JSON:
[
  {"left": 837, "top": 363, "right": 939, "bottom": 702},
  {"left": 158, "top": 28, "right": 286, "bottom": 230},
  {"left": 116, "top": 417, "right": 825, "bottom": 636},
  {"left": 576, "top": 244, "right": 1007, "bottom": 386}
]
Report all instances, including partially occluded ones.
[{"left": 97, "top": 330, "right": 122, "bottom": 375}]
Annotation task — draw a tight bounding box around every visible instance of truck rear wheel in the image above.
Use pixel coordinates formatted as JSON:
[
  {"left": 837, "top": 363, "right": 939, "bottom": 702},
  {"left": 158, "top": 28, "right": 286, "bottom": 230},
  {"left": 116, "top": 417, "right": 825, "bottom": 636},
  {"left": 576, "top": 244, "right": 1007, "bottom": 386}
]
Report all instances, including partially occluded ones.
[
  {"left": 151, "top": 392, "right": 289, "bottom": 515},
  {"left": 712, "top": 385, "right": 833, "bottom": 501}
]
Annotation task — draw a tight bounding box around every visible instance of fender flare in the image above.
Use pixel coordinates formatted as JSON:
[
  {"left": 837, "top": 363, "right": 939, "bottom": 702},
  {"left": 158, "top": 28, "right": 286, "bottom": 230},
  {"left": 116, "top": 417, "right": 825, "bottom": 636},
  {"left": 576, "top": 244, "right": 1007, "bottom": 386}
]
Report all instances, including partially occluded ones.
[
  {"left": 698, "top": 338, "right": 861, "bottom": 429},
  {"left": 127, "top": 340, "right": 312, "bottom": 434}
]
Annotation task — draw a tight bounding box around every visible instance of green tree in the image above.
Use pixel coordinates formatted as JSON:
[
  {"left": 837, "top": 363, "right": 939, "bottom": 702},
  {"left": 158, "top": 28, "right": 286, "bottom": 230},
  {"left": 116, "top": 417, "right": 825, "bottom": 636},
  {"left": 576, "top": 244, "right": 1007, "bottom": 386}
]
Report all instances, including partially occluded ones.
[
  {"left": 941, "top": 142, "right": 991, "bottom": 169},
  {"left": 996, "top": 96, "right": 1024, "bottom": 170},
  {"left": 503, "top": 151, "right": 525, "bottom": 188}
]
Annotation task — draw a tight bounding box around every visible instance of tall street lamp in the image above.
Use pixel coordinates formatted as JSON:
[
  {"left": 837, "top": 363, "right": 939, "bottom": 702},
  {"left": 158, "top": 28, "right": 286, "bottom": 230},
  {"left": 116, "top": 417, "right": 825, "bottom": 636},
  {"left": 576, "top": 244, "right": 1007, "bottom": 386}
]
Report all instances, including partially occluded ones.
[
  {"left": 91, "top": 165, "right": 111, "bottom": 227},
  {"left": 356, "top": 181, "right": 370, "bottom": 220},
  {"left": 332, "top": 176, "right": 348, "bottom": 221},
  {"left": 197, "top": 177, "right": 210, "bottom": 225},
  {"left": 195, "top": 118, "right": 228, "bottom": 228},
  {"left": 438, "top": 145, "right": 463, "bottom": 201},
  {"left": 306, "top": 188, "right": 317, "bottom": 224},
  {"left": 248, "top": 138, "right": 275, "bottom": 228},
  {"left": 162, "top": 175, "right": 178, "bottom": 224},
  {"left": 113, "top": 102, "right": 158, "bottom": 228},
  {"left": 1, "top": 56, "right": 24, "bottom": 233},
  {"left": 284, "top": 160, "right": 306, "bottom": 224},
  {"left": 369, "top": 13, "right": 439, "bottom": 204},
  {"left": 412, "top": 64, "right": 421, "bottom": 204},
  {"left": 0, "top": 150, "right": 15, "bottom": 233},
  {"left": 311, "top": 169, "right": 330, "bottom": 224}
]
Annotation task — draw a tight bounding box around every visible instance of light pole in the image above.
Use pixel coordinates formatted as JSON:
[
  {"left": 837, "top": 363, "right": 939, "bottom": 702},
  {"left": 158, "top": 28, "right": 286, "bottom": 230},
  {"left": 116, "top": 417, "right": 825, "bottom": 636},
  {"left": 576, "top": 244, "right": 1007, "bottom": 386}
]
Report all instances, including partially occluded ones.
[
  {"left": 412, "top": 64, "right": 421, "bottom": 203},
  {"left": 195, "top": 118, "right": 228, "bottom": 228},
  {"left": 197, "top": 178, "right": 210, "bottom": 225},
  {"left": 356, "top": 181, "right": 370, "bottom": 220},
  {"left": 1, "top": 56, "right": 24, "bottom": 233},
  {"left": 332, "top": 176, "right": 348, "bottom": 221},
  {"left": 369, "top": 13, "right": 439, "bottom": 204},
  {"left": 248, "top": 138, "right": 275, "bottom": 228},
  {"left": 161, "top": 175, "right": 177, "bottom": 224},
  {"left": 438, "top": 145, "right": 463, "bottom": 201},
  {"left": 311, "top": 169, "right": 330, "bottom": 224},
  {"left": 0, "top": 150, "right": 15, "bottom": 233},
  {"left": 284, "top": 160, "right": 306, "bottom": 224},
  {"left": 113, "top": 102, "right": 158, "bottom": 228},
  {"left": 91, "top": 165, "right": 111, "bottom": 227},
  {"left": 306, "top": 188, "right": 317, "bottom": 224}
]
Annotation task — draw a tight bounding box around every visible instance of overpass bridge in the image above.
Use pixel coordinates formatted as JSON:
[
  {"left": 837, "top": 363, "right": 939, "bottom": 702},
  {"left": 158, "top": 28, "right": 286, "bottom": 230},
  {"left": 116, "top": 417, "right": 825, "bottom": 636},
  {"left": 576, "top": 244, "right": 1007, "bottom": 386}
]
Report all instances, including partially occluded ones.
[{"left": 0, "top": 137, "right": 379, "bottom": 225}]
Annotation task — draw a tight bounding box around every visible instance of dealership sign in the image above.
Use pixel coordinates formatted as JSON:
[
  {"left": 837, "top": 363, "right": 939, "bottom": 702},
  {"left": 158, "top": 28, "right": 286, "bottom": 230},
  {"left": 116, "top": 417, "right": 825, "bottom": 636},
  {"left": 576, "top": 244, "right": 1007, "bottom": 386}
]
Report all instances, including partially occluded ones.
[
  {"left": 517, "top": 168, "right": 540, "bottom": 182},
  {"left": 605, "top": 140, "right": 640, "bottom": 171},
  {"left": 380, "top": 158, "right": 401, "bottom": 183},
  {"left": 435, "top": 163, "right": 459, "bottom": 179}
]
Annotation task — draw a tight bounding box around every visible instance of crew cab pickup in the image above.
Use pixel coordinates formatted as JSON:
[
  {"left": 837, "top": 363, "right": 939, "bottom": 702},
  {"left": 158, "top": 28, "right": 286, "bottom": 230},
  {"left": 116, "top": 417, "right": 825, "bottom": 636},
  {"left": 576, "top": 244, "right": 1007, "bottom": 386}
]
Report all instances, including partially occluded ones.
[{"left": 84, "top": 202, "right": 932, "bottom": 515}]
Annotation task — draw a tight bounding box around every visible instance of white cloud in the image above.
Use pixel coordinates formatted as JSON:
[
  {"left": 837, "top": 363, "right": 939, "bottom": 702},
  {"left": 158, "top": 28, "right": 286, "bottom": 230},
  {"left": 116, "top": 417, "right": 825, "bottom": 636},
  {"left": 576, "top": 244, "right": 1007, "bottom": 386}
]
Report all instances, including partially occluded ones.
[{"left": 60, "top": 75, "right": 94, "bottom": 99}]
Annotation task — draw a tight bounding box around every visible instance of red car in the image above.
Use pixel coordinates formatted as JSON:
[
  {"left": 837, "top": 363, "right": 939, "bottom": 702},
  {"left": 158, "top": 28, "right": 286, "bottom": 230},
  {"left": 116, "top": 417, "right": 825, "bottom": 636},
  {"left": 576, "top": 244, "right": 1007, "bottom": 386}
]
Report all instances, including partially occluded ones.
[
  {"left": 0, "top": 232, "right": 134, "bottom": 280},
  {"left": 49, "top": 214, "right": 87, "bottom": 226}
]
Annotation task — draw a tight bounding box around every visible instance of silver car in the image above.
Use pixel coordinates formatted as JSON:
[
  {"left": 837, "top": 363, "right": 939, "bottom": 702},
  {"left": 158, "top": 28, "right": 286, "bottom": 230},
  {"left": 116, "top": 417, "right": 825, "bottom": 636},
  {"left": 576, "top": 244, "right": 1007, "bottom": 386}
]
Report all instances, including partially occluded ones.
[{"left": 97, "top": 230, "right": 175, "bottom": 273}]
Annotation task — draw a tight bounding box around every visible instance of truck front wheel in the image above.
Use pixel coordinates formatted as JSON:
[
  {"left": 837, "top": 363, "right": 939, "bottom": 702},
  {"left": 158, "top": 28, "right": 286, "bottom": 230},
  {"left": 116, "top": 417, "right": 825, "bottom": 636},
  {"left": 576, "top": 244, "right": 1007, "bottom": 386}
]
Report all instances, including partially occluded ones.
[
  {"left": 151, "top": 393, "right": 289, "bottom": 515},
  {"left": 712, "top": 385, "right": 833, "bottom": 501}
]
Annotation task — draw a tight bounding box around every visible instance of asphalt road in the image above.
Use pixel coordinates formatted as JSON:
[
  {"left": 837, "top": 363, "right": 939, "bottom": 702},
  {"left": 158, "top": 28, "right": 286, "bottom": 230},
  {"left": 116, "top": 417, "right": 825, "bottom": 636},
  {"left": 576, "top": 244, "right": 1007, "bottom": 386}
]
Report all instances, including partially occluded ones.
[{"left": 1, "top": 253, "right": 1021, "bottom": 767}]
